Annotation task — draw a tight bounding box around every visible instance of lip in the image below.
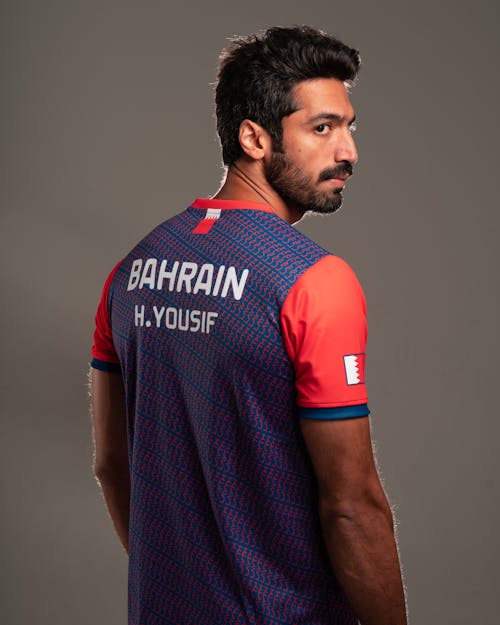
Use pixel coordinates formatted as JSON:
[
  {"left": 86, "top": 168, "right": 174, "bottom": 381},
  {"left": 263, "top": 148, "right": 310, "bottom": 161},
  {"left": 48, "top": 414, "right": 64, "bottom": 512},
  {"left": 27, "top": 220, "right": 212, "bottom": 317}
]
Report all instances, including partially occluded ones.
[{"left": 322, "top": 176, "right": 349, "bottom": 186}]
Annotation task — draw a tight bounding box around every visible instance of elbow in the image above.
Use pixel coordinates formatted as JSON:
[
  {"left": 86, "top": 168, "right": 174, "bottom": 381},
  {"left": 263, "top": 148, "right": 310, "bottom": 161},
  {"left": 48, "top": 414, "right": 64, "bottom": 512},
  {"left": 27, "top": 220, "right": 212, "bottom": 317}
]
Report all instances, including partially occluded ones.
[
  {"left": 94, "top": 459, "right": 112, "bottom": 483},
  {"left": 94, "top": 453, "right": 129, "bottom": 483},
  {"left": 318, "top": 486, "right": 394, "bottom": 532}
]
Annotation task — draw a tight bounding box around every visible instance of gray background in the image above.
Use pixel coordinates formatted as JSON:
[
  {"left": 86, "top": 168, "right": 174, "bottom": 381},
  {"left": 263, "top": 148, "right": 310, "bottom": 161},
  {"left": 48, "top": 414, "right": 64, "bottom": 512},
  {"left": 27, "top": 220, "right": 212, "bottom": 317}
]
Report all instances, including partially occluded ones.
[{"left": 1, "top": 0, "right": 498, "bottom": 623}]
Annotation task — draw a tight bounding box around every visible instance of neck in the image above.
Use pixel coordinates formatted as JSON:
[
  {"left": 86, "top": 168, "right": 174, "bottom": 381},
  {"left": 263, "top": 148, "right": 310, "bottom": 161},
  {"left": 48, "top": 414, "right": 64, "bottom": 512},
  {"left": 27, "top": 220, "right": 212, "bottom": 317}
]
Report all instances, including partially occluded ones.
[{"left": 213, "top": 159, "right": 305, "bottom": 224}]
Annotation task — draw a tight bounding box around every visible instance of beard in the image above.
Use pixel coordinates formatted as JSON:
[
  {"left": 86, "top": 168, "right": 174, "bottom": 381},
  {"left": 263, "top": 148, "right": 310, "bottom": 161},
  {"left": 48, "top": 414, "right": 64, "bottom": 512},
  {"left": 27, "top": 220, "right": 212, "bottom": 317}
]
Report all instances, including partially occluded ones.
[{"left": 264, "top": 151, "right": 353, "bottom": 215}]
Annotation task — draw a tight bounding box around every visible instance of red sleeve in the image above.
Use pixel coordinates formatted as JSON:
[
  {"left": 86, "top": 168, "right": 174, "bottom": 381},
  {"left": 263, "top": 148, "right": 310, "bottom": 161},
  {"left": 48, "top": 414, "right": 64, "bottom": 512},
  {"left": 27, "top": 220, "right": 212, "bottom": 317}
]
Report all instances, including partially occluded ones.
[
  {"left": 91, "top": 262, "right": 122, "bottom": 368},
  {"left": 280, "top": 255, "right": 368, "bottom": 412}
]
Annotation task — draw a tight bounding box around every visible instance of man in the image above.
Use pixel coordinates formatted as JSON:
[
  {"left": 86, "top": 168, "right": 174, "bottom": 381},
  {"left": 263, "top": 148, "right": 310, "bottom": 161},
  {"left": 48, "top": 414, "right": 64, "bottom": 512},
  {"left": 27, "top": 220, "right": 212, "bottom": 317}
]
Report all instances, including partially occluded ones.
[{"left": 90, "top": 26, "right": 407, "bottom": 625}]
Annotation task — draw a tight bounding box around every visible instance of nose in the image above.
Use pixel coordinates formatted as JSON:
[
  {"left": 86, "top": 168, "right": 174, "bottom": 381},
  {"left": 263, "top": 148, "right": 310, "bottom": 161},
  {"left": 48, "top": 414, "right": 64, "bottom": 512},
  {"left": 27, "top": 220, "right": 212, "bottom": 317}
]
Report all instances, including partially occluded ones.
[{"left": 335, "top": 128, "right": 358, "bottom": 165}]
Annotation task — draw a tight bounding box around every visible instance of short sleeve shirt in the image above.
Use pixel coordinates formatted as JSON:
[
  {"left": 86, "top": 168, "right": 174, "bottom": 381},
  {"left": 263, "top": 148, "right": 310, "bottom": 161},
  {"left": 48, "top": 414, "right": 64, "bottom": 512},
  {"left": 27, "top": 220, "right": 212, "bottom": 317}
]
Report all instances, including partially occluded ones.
[{"left": 91, "top": 198, "right": 368, "bottom": 625}]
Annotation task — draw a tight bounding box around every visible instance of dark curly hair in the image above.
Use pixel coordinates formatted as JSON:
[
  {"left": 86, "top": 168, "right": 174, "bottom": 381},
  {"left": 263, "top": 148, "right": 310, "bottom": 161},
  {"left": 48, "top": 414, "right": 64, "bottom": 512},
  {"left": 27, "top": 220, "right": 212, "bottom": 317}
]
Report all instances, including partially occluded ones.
[{"left": 215, "top": 26, "right": 361, "bottom": 165}]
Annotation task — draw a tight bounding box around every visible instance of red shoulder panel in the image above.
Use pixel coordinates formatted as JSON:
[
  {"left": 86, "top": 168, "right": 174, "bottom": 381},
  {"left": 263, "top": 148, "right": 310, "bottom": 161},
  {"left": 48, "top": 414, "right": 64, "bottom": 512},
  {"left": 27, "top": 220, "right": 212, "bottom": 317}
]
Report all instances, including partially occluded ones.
[
  {"left": 91, "top": 261, "right": 122, "bottom": 364},
  {"left": 280, "top": 255, "right": 368, "bottom": 408}
]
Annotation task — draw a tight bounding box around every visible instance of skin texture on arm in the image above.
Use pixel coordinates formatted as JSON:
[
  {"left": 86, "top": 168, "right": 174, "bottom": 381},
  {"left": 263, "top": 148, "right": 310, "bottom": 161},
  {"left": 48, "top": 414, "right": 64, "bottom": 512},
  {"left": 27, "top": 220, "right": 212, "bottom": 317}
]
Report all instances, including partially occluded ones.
[
  {"left": 90, "top": 367, "right": 131, "bottom": 553},
  {"left": 300, "top": 416, "right": 407, "bottom": 625}
]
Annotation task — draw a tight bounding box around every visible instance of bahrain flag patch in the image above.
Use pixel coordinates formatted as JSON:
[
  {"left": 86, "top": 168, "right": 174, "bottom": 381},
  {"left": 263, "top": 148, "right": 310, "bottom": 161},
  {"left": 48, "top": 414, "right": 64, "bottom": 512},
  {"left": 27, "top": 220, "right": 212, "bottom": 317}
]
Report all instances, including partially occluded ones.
[{"left": 343, "top": 353, "right": 366, "bottom": 386}]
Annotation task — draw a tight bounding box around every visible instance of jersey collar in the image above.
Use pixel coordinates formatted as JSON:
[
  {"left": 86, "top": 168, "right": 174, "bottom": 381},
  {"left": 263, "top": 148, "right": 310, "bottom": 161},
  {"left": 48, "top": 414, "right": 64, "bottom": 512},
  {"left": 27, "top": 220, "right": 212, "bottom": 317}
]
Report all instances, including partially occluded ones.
[{"left": 192, "top": 198, "right": 274, "bottom": 213}]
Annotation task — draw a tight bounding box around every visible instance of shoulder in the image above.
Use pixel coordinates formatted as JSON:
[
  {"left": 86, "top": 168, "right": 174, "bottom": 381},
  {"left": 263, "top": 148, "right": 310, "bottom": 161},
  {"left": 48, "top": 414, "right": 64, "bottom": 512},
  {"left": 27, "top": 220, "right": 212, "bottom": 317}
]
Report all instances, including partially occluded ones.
[{"left": 285, "top": 254, "right": 366, "bottom": 312}]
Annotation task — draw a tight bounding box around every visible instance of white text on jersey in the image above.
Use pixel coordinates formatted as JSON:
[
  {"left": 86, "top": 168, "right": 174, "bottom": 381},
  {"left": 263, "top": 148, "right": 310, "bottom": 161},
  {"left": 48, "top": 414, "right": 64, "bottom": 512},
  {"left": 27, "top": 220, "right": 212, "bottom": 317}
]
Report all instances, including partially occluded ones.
[{"left": 127, "top": 258, "right": 249, "bottom": 301}]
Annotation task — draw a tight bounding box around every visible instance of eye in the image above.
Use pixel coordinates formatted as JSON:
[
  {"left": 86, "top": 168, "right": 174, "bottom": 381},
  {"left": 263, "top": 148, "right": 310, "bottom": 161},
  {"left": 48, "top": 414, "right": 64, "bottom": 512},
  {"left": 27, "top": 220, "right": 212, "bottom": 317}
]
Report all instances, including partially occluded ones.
[
  {"left": 314, "top": 123, "right": 331, "bottom": 135},
  {"left": 348, "top": 122, "right": 357, "bottom": 133}
]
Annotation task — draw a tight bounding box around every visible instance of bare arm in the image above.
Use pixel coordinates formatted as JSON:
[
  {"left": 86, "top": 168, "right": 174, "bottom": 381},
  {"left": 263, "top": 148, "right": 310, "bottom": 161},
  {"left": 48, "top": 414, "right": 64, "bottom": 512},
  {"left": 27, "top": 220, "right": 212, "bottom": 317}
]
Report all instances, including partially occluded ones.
[
  {"left": 300, "top": 416, "right": 407, "bottom": 625},
  {"left": 90, "top": 367, "right": 130, "bottom": 553}
]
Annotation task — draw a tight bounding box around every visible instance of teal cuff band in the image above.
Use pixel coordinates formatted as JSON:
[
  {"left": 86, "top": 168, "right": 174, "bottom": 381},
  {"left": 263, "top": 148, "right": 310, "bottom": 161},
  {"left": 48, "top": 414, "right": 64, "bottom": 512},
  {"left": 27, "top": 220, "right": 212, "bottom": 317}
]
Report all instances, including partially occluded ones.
[
  {"left": 299, "top": 404, "right": 370, "bottom": 420},
  {"left": 91, "top": 358, "right": 121, "bottom": 373}
]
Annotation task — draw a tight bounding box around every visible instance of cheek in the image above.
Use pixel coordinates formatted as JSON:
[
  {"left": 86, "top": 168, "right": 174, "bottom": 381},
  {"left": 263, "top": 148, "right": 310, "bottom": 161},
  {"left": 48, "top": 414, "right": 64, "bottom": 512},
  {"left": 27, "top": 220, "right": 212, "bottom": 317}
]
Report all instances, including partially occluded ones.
[
  {"left": 295, "top": 150, "right": 323, "bottom": 176},
  {"left": 287, "top": 144, "right": 314, "bottom": 165},
  {"left": 283, "top": 135, "right": 324, "bottom": 173}
]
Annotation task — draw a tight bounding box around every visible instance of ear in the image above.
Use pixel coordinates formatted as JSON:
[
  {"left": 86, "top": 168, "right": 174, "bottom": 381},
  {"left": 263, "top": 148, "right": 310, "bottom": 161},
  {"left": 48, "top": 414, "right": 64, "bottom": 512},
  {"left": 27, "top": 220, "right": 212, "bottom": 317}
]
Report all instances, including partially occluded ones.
[{"left": 238, "top": 119, "right": 272, "bottom": 160}]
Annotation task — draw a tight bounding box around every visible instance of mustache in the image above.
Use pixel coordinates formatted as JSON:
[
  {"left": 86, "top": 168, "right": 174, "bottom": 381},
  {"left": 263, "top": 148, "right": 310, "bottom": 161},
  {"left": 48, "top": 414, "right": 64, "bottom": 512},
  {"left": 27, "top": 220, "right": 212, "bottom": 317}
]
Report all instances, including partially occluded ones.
[{"left": 317, "top": 162, "right": 353, "bottom": 182}]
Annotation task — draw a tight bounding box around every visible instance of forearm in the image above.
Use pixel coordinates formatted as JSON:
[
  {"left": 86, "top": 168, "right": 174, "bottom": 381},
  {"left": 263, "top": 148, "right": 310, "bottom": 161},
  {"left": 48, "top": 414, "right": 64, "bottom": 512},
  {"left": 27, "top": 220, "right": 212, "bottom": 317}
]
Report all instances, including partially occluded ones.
[
  {"left": 95, "top": 464, "right": 131, "bottom": 553},
  {"left": 321, "top": 501, "right": 407, "bottom": 625},
  {"left": 91, "top": 368, "right": 130, "bottom": 553}
]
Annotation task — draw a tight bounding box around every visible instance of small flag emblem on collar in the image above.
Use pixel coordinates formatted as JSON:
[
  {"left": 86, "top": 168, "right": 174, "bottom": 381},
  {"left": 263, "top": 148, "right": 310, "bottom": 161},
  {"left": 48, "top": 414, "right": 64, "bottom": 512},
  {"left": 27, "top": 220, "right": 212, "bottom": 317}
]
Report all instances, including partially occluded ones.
[
  {"left": 343, "top": 353, "right": 366, "bottom": 385},
  {"left": 193, "top": 208, "right": 222, "bottom": 234}
]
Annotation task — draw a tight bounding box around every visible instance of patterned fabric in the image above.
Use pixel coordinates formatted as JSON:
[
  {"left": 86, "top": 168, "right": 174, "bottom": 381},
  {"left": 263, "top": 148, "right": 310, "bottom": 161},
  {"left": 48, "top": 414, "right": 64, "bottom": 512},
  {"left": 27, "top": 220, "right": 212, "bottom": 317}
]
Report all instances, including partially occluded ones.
[{"left": 91, "top": 199, "right": 368, "bottom": 624}]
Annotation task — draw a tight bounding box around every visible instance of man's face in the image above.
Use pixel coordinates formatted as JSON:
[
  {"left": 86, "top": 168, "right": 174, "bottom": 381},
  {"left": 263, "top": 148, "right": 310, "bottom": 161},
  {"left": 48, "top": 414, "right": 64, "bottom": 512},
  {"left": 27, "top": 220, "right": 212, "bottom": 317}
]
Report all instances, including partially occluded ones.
[{"left": 264, "top": 78, "right": 358, "bottom": 215}]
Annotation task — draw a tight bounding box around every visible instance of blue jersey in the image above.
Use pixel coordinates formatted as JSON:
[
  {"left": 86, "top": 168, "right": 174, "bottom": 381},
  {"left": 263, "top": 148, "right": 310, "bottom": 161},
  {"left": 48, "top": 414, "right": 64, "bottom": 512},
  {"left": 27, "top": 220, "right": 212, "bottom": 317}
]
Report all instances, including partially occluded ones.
[{"left": 92, "top": 198, "right": 368, "bottom": 625}]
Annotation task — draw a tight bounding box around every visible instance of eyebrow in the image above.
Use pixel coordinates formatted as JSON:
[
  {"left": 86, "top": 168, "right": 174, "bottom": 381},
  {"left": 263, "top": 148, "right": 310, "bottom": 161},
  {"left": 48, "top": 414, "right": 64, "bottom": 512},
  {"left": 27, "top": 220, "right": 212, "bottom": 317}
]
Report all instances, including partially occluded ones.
[{"left": 307, "top": 113, "right": 357, "bottom": 125}]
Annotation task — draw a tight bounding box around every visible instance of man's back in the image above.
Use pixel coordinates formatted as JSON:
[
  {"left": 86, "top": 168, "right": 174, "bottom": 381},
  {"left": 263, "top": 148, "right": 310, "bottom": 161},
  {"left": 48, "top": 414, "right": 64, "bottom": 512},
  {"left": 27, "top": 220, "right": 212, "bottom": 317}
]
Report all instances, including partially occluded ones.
[
  {"left": 91, "top": 25, "right": 407, "bottom": 625},
  {"left": 92, "top": 198, "right": 367, "bottom": 624}
]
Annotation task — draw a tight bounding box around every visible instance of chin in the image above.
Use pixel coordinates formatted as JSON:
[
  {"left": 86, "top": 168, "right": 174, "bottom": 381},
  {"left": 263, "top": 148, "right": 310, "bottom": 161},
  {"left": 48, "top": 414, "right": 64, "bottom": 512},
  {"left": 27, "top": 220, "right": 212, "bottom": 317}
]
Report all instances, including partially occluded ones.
[{"left": 307, "top": 192, "right": 344, "bottom": 215}]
